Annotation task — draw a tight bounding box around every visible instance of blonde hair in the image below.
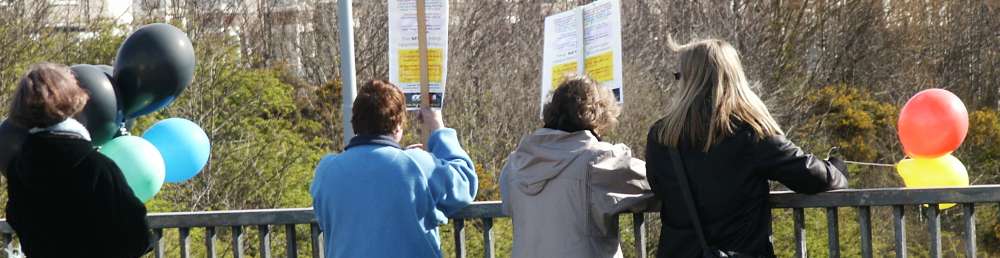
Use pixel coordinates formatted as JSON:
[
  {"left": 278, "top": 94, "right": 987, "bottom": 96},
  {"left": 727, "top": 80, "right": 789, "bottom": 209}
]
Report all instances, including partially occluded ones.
[
  {"left": 543, "top": 76, "right": 620, "bottom": 135},
  {"left": 656, "top": 36, "right": 783, "bottom": 151}
]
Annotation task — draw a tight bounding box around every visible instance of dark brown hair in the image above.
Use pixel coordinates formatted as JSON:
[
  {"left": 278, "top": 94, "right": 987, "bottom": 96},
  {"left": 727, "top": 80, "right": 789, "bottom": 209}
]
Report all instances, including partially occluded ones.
[
  {"left": 543, "top": 76, "right": 620, "bottom": 134},
  {"left": 8, "top": 63, "right": 88, "bottom": 128},
  {"left": 351, "top": 80, "right": 407, "bottom": 136}
]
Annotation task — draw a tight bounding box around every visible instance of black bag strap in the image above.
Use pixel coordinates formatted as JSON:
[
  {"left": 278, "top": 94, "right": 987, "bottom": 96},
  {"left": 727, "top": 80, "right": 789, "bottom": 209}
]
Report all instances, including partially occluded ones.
[{"left": 667, "top": 146, "right": 713, "bottom": 253}]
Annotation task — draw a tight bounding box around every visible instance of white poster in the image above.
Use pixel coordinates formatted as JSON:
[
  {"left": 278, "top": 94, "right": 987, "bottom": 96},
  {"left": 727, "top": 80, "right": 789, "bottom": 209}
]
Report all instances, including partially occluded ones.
[
  {"left": 388, "top": 0, "right": 449, "bottom": 109},
  {"left": 541, "top": 0, "right": 623, "bottom": 111}
]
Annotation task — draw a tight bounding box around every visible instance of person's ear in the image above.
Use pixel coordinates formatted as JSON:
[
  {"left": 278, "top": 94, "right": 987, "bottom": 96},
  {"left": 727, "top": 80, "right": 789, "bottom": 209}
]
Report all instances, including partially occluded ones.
[{"left": 393, "top": 125, "right": 404, "bottom": 142}]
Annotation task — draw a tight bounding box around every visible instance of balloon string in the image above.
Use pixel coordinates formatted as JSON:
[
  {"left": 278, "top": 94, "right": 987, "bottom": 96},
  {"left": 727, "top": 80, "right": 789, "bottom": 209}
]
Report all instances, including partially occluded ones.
[{"left": 843, "top": 160, "right": 897, "bottom": 168}]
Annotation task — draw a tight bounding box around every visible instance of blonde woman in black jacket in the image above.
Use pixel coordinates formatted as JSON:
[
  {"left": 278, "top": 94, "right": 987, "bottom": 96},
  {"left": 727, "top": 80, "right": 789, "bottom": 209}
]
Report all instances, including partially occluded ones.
[{"left": 645, "top": 37, "right": 848, "bottom": 258}]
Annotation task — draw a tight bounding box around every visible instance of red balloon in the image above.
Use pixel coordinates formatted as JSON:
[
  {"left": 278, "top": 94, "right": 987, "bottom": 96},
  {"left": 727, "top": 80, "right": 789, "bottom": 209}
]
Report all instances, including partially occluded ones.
[{"left": 898, "top": 89, "right": 968, "bottom": 158}]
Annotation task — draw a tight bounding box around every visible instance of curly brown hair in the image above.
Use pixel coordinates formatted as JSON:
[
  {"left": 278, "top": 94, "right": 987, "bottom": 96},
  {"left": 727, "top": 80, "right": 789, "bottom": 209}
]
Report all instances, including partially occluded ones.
[
  {"left": 351, "top": 80, "right": 407, "bottom": 136},
  {"left": 543, "top": 76, "right": 620, "bottom": 135},
  {"left": 8, "top": 63, "right": 88, "bottom": 128}
]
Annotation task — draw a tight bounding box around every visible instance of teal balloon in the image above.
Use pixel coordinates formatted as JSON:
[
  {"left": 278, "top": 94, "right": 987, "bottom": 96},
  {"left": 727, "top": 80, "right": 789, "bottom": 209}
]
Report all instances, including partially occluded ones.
[
  {"left": 99, "top": 136, "right": 165, "bottom": 202},
  {"left": 142, "top": 118, "right": 210, "bottom": 183}
]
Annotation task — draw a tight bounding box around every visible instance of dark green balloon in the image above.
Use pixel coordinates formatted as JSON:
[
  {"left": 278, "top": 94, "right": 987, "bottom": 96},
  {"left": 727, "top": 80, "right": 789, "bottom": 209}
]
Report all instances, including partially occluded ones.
[
  {"left": 72, "top": 64, "right": 120, "bottom": 146},
  {"left": 0, "top": 120, "right": 28, "bottom": 176},
  {"left": 95, "top": 65, "right": 117, "bottom": 102},
  {"left": 114, "top": 23, "right": 195, "bottom": 118},
  {"left": 95, "top": 64, "right": 114, "bottom": 78}
]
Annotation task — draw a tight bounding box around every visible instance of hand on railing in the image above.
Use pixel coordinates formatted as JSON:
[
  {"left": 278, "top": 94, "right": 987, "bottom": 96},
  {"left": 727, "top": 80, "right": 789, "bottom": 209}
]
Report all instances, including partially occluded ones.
[{"left": 827, "top": 156, "right": 848, "bottom": 181}]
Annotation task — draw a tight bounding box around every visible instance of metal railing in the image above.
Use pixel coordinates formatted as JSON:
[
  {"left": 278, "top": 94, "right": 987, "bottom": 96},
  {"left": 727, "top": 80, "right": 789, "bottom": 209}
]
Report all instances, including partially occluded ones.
[{"left": 1, "top": 185, "right": 999, "bottom": 257}]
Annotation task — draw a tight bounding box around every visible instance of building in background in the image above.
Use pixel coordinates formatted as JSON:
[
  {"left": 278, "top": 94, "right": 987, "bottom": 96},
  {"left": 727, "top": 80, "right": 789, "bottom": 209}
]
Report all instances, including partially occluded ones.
[
  {"left": 131, "top": 0, "right": 314, "bottom": 76},
  {"left": 34, "top": 0, "right": 132, "bottom": 31}
]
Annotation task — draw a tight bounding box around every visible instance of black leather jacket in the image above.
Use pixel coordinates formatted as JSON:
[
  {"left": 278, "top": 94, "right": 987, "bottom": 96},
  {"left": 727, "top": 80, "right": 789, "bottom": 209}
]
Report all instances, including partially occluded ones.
[{"left": 645, "top": 124, "right": 848, "bottom": 258}]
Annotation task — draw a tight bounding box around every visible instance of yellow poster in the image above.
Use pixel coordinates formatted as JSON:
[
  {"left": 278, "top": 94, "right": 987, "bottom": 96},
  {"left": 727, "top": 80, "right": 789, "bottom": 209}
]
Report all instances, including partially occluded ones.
[
  {"left": 399, "top": 48, "right": 443, "bottom": 83},
  {"left": 585, "top": 51, "right": 614, "bottom": 83},
  {"left": 550, "top": 61, "right": 579, "bottom": 89},
  {"left": 541, "top": 0, "right": 622, "bottom": 115}
]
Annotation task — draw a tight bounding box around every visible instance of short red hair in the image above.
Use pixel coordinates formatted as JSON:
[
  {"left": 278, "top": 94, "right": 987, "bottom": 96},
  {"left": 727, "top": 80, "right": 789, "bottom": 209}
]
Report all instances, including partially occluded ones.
[{"left": 351, "top": 80, "right": 406, "bottom": 135}]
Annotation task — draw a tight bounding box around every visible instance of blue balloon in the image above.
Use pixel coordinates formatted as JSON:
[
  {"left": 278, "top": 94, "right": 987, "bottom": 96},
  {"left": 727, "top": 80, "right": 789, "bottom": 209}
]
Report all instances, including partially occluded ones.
[{"left": 142, "top": 118, "right": 210, "bottom": 183}]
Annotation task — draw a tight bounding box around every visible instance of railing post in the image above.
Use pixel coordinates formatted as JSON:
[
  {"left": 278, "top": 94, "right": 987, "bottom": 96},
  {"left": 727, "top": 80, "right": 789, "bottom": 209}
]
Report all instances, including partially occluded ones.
[
  {"left": 205, "top": 227, "right": 217, "bottom": 258},
  {"left": 893, "top": 205, "right": 906, "bottom": 258},
  {"left": 310, "top": 223, "right": 323, "bottom": 258},
  {"left": 857, "top": 206, "right": 873, "bottom": 258},
  {"left": 793, "top": 208, "right": 806, "bottom": 258},
  {"left": 286, "top": 224, "right": 298, "bottom": 258},
  {"left": 232, "top": 226, "right": 245, "bottom": 258},
  {"left": 927, "top": 204, "right": 941, "bottom": 258},
  {"left": 154, "top": 228, "right": 165, "bottom": 258},
  {"left": 964, "top": 204, "right": 976, "bottom": 258},
  {"left": 259, "top": 225, "right": 272, "bottom": 258},
  {"left": 826, "top": 207, "right": 839, "bottom": 258},
  {"left": 179, "top": 227, "right": 191, "bottom": 258},
  {"left": 453, "top": 219, "right": 466, "bottom": 258},
  {"left": 482, "top": 218, "right": 494, "bottom": 258},
  {"left": 633, "top": 212, "right": 647, "bottom": 258}
]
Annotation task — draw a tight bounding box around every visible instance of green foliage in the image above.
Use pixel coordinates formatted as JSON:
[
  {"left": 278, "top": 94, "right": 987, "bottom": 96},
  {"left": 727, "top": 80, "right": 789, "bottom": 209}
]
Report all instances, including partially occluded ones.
[
  {"left": 129, "top": 30, "right": 328, "bottom": 258},
  {"left": 960, "top": 110, "right": 1000, "bottom": 251},
  {"left": 793, "top": 85, "right": 902, "bottom": 189},
  {"left": 797, "top": 85, "right": 900, "bottom": 162},
  {"left": 142, "top": 41, "right": 325, "bottom": 212},
  {"left": 962, "top": 110, "right": 1000, "bottom": 184},
  {"left": 65, "top": 21, "right": 127, "bottom": 65}
]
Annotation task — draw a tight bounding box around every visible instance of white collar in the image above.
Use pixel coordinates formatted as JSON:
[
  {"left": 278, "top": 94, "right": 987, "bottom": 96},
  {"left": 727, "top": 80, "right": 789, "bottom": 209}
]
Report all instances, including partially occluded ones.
[{"left": 28, "top": 118, "right": 92, "bottom": 141}]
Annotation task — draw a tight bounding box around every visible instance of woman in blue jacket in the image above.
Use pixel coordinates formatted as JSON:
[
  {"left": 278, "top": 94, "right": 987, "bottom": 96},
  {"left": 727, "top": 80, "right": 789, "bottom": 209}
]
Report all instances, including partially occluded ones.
[{"left": 310, "top": 80, "right": 478, "bottom": 258}]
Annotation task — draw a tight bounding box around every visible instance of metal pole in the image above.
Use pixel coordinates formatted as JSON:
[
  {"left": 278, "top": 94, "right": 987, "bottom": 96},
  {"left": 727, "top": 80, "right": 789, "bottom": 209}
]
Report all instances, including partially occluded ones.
[{"left": 338, "top": 0, "right": 358, "bottom": 146}]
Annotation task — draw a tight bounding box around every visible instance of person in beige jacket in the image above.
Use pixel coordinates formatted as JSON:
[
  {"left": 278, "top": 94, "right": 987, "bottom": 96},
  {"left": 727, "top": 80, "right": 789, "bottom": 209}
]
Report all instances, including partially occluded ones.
[{"left": 501, "top": 76, "right": 655, "bottom": 258}]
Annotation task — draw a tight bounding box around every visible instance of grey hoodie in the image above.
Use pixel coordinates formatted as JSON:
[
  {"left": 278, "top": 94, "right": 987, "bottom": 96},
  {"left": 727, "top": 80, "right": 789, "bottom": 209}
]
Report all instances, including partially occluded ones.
[{"left": 501, "top": 128, "right": 655, "bottom": 258}]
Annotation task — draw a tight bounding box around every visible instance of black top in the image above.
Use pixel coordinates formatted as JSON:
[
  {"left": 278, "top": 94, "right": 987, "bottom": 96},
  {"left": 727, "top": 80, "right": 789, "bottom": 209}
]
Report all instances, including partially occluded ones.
[
  {"left": 645, "top": 124, "right": 848, "bottom": 258},
  {"left": 6, "top": 133, "right": 154, "bottom": 258}
]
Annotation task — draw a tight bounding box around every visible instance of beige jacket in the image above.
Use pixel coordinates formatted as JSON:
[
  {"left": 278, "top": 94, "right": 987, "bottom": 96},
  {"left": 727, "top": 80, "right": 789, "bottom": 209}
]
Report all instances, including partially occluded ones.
[{"left": 500, "top": 129, "right": 655, "bottom": 258}]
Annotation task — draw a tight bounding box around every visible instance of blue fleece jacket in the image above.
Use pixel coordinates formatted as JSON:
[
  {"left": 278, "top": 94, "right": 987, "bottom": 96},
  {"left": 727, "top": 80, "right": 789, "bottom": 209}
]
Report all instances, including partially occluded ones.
[{"left": 310, "top": 129, "right": 478, "bottom": 258}]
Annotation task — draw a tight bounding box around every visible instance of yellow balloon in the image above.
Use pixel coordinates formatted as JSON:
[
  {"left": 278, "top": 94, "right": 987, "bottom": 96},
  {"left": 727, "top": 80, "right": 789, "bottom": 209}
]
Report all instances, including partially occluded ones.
[{"left": 896, "top": 154, "right": 969, "bottom": 209}]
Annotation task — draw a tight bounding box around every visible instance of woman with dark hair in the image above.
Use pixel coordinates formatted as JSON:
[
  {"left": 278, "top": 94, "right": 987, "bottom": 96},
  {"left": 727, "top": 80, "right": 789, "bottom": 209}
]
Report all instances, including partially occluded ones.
[
  {"left": 646, "top": 37, "right": 848, "bottom": 257},
  {"left": 310, "top": 80, "right": 478, "bottom": 258},
  {"left": 5, "top": 63, "right": 153, "bottom": 257},
  {"left": 501, "top": 76, "right": 653, "bottom": 258}
]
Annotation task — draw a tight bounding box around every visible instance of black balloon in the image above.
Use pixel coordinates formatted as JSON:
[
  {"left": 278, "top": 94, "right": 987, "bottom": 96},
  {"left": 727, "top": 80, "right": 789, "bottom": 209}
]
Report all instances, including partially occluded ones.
[
  {"left": 95, "top": 64, "right": 114, "bottom": 79},
  {"left": 114, "top": 23, "right": 195, "bottom": 118},
  {"left": 72, "top": 64, "right": 120, "bottom": 146},
  {"left": 0, "top": 120, "right": 28, "bottom": 176}
]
